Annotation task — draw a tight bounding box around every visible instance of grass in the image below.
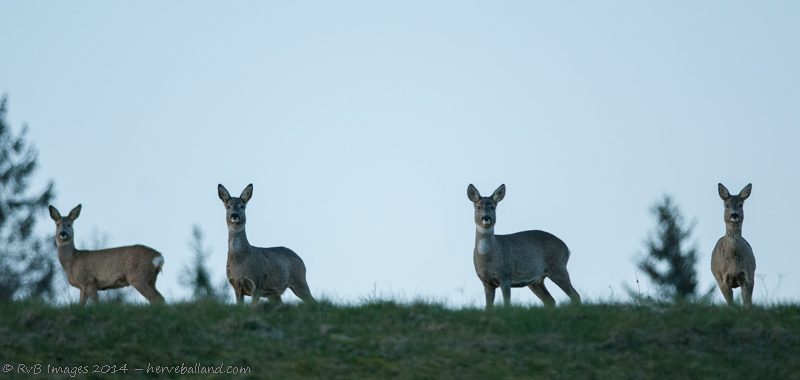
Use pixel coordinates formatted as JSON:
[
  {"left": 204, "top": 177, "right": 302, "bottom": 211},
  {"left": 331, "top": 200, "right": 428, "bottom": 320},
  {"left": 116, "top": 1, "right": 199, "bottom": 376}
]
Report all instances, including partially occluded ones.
[{"left": 1, "top": 299, "right": 799, "bottom": 379}]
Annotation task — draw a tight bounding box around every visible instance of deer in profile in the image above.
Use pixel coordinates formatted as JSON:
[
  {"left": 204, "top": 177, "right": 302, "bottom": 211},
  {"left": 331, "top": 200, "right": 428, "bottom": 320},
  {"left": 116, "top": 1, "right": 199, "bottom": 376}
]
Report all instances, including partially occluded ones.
[
  {"left": 48, "top": 205, "right": 165, "bottom": 305},
  {"left": 711, "top": 183, "right": 756, "bottom": 307},
  {"left": 467, "top": 184, "right": 580, "bottom": 309},
  {"left": 218, "top": 184, "right": 314, "bottom": 306}
]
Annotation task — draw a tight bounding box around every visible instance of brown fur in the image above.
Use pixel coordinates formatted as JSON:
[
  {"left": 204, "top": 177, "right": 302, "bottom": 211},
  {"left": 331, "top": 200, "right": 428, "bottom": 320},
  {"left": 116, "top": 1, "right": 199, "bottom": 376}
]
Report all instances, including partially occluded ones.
[
  {"left": 49, "top": 205, "right": 165, "bottom": 306},
  {"left": 711, "top": 183, "right": 756, "bottom": 307},
  {"left": 219, "top": 184, "right": 314, "bottom": 306},
  {"left": 467, "top": 184, "right": 580, "bottom": 309}
]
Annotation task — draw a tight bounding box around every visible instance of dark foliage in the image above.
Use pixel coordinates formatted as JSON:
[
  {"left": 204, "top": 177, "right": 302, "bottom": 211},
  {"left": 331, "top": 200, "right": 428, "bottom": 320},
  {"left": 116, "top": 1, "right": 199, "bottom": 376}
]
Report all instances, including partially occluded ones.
[
  {"left": 637, "top": 195, "right": 700, "bottom": 300},
  {"left": 180, "top": 224, "right": 224, "bottom": 301},
  {"left": 0, "top": 94, "right": 57, "bottom": 301}
]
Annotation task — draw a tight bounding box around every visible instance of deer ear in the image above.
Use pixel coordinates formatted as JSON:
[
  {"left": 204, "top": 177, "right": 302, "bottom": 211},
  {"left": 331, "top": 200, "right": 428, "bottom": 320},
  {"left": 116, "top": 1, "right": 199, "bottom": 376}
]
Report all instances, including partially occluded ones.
[
  {"left": 49, "top": 205, "right": 61, "bottom": 221},
  {"left": 492, "top": 184, "right": 506, "bottom": 203},
  {"left": 467, "top": 184, "right": 481, "bottom": 203},
  {"left": 240, "top": 184, "right": 253, "bottom": 204},
  {"left": 718, "top": 183, "right": 730, "bottom": 200},
  {"left": 218, "top": 184, "right": 231, "bottom": 203},
  {"left": 68, "top": 204, "right": 82, "bottom": 221},
  {"left": 739, "top": 183, "right": 752, "bottom": 200}
]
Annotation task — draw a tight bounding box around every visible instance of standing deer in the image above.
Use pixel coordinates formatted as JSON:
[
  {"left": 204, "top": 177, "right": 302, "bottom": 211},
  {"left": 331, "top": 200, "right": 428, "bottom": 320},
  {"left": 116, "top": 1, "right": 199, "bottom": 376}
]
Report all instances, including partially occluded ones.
[
  {"left": 48, "top": 205, "right": 165, "bottom": 305},
  {"left": 218, "top": 184, "right": 314, "bottom": 306},
  {"left": 711, "top": 183, "right": 756, "bottom": 307},
  {"left": 467, "top": 184, "right": 580, "bottom": 309}
]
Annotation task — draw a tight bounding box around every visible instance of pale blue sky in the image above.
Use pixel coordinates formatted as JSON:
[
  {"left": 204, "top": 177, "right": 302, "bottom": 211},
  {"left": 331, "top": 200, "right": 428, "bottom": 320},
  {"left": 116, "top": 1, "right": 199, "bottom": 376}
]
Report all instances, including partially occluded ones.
[{"left": 2, "top": 2, "right": 799, "bottom": 305}]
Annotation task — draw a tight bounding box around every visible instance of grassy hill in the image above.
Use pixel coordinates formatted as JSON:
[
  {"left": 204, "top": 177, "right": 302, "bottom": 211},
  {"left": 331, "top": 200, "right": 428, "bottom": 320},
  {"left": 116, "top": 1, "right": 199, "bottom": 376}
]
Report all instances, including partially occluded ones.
[{"left": 1, "top": 300, "right": 799, "bottom": 379}]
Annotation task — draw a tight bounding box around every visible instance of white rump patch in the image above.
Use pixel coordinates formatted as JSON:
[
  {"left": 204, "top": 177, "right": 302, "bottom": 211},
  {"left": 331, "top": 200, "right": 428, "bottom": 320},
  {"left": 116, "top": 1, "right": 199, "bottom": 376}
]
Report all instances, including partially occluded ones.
[
  {"left": 477, "top": 239, "right": 490, "bottom": 255},
  {"left": 152, "top": 256, "right": 164, "bottom": 268}
]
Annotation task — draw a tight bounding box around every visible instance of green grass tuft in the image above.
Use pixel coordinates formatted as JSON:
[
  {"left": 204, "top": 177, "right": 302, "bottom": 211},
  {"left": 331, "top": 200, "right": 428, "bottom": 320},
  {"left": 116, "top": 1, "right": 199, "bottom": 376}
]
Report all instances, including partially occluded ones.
[{"left": 1, "top": 300, "right": 799, "bottom": 379}]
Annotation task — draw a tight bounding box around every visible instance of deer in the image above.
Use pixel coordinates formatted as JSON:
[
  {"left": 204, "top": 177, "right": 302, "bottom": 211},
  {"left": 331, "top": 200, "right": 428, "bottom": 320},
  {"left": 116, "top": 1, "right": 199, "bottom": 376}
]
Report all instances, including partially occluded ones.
[
  {"left": 48, "top": 204, "right": 165, "bottom": 305},
  {"left": 218, "top": 184, "right": 314, "bottom": 306},
  {"left": 467, "top": 184, "right": 580, "bottom": 309},
  {"left": 711, "top": 183, "right": 756, "bottom": 307}
]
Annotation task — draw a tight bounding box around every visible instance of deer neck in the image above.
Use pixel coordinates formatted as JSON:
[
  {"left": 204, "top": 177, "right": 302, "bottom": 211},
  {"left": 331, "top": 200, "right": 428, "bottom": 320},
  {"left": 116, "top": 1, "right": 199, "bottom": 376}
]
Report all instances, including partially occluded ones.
[
  {"left": 228, "top": 224, "right": 251, "bottom": 255},
  {"left": 56, "top": 238, "right": 77, "bottom": 270},
  {"left": 475, "top": 225, "right": 497, "bottom": 255},
  {"left": 725, "top": 224, "right": 743, "bottom": 239}
]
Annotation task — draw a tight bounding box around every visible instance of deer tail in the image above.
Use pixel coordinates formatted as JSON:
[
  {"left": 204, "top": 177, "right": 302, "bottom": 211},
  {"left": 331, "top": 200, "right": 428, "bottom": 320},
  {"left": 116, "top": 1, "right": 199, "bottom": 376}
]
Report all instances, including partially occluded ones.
[{"left": 152, "top": 256, "right": 165, "bottom": 274}]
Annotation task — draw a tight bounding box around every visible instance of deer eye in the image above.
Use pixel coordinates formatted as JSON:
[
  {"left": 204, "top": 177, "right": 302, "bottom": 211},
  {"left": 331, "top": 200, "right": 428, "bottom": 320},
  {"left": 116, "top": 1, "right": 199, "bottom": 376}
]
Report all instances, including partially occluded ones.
[
  {"left": 226, "top": 206, "right": 230, "bottom": 209},
  {"left": 738, "top": 203, "right": 743, "bottom": 207},
  {"left": 476, "top": 206, "right": 481, "bottom": 210}
]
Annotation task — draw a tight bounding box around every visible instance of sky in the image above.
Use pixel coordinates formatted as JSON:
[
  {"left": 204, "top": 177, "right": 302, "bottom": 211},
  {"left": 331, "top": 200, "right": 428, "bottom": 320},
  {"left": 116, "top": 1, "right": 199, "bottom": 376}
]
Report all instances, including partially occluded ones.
[{"left": 1, "top": 2, "right": 799, "bottom": 306}]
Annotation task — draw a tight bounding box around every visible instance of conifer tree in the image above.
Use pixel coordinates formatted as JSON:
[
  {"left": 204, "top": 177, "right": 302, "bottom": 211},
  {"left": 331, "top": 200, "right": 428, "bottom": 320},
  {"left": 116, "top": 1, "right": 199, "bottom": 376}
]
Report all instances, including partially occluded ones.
[
  {"left": 180, "top": 224, "right": 220, "bottom": 300},
  {"left": 0, "top": 95, "right": 57, "bottom": 301},
  {"left": 637, "top": 195, "right": 699, "bottom": 300}
]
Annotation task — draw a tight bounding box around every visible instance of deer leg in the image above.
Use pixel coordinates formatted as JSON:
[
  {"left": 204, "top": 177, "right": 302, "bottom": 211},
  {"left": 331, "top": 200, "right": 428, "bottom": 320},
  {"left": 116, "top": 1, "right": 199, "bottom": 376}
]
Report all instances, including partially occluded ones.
[
  {"left": 290, "top": 282, "right": 315, "bottom": 303},
  {"left": 130, "top": 280, "right": 164, "bottom": 304},
  {"left": 483, "top": 282, "right": 496, "bottom": 310},
  {"left": 148, "top": 267, "right": 165, "bottom": 303},
  {"left": 500, "top": 280, "right": 512, "bottom": 307},
  {"left": 250, "top": 283, "right": 261, "bottom": 307},
  {"left": 528, "top": 282, "right": 556, "bottom": 307},
  {"left": 718, "top": 281, "right": 734, "bottom": 306},
  {"left": 548, "top": 270, "right": 581, "bottom": 304},
  {"left": 152, "top": 289, "right": 165, "bottom": 303},
  {"left": 235, "top": 287, "right": 244, "bottom": 305},
  {"left": 742, "top": 277, "right": 754, "bottom": 308},
  {"left": 230, "top": 280, "right": 244, "bottom": 305},
  {"left": 85, "top": 284, "right": 99, "bottom": 305},
  {"left": 267, "top": 294, "right": 283, "bottom": 307},
  {"left": 79, "top": 289, "right": 89, "bottom": 306}
]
